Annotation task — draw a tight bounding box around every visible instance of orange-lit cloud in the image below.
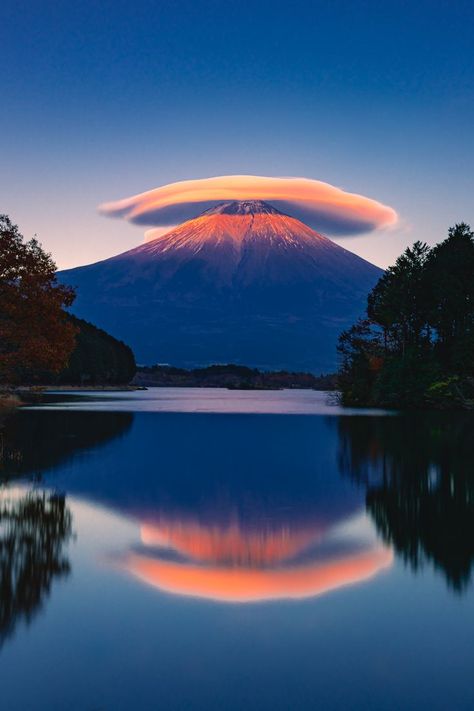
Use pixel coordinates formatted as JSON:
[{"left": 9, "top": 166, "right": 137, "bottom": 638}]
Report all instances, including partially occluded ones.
[
  {"left": 121, "top": 514, "right": 393, "bottom": 603},
  {"left": 99, "top": 175, "right": 398, "bottom": 236}
]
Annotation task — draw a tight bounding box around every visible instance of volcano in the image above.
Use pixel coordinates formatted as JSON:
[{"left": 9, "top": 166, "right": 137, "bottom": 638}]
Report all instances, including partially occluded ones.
[{"left": 59, "top": 200, "right": 382, "bottom": 371}]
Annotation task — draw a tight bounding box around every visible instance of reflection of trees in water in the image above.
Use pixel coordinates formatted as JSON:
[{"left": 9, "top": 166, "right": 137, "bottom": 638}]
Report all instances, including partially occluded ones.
[
  {"left": 0, "top": 408, "right": 130, "bottom": 647},
  {"left": 0, "top": 491, "right": 73, "bottom": 647},
  {"left": 0, "top": 410, "right": 133, "bottom": 479},
  {"left": 337, "top": 414, "right": 474, "bottom": 592}
]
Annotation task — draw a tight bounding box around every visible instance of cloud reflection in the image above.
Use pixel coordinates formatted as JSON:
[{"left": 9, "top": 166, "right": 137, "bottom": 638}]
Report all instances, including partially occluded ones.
[{"left": 121, "top": 513, "right": 392, "bottom": 603}]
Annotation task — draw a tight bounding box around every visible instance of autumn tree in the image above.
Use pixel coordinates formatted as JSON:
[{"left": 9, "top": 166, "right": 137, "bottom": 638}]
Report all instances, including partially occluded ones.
[{"left": 0, "top": 215, "right": 76, "bottom": 383}]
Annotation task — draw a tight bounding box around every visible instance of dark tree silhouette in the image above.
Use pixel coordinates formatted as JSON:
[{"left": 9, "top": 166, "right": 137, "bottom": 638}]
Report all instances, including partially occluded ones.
[
  {"left": 425, "top": 223, "right": 474, "bottom": 375},
  {"left": 338, "top": 223, "right": 474, "bottom": 407},
  {"left": 53, "top": 315, "right": 136, "bottom": 386}
]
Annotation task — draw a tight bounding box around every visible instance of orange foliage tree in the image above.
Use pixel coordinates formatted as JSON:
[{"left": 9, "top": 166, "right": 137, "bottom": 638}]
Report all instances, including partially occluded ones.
[{"left": 0, "top": 215, "right": 77, "bottom": 384}]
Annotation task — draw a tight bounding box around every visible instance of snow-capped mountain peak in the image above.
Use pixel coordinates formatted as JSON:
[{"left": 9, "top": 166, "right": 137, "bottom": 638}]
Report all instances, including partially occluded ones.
[
  {"left": 59, "top": 201, "right": 382, "bottom": 371},
  {"left": 202, "top": 200, "right": 284, "bottom": 216}
]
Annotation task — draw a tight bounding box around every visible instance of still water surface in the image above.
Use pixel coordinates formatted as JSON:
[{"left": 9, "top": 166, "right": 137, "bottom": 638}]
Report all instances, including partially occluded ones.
[{"left": 0, "top": 389, "right": 473, "bottom": 710}]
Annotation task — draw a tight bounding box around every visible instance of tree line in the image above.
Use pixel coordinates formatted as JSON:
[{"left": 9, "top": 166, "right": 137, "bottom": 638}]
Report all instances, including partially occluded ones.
[
  {"left": 50, "top": 315, "right": 136, "bottom": 386},
  {"left": 135, "top": 363, "right": 337, "bottom": 389},
  {"left": 0, "top": 215, "right": 135, "bottom": 387},
  {"left": 338, "top": 223, "right": 474, "bottom": 407}
]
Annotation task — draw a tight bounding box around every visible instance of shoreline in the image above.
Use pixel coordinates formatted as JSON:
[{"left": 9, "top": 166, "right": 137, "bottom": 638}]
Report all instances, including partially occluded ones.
[
  {"left": 0, "top": 385, "right": 139, "bottom": 410},
  {"left": 14, "top": 384, "right": 140, "bottom": 392}
]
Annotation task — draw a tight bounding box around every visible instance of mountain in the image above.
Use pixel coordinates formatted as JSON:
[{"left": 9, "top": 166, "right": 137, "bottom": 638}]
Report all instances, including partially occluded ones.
[{"left": 59, "top": 200, "right": 382, "bottom": 371}]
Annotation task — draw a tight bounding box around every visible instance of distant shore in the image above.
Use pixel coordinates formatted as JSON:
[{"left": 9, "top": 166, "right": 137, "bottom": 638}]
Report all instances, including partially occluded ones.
[
  {"left": 0, "top": 365, "right": 338, "bottom": 410},
  {"left": 132, "top": 364, "right": 338, "bottom": 391}
]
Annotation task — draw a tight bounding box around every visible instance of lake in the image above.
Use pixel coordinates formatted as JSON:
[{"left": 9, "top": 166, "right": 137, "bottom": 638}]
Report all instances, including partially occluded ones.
[{"left": 0, "top": 388, "right": 473, "bottom": 710}]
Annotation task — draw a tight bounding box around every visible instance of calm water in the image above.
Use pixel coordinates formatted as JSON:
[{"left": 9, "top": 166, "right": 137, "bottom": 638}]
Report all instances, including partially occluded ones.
[{"left": 0, "top": 388, "right": 473, "bottom": 710}]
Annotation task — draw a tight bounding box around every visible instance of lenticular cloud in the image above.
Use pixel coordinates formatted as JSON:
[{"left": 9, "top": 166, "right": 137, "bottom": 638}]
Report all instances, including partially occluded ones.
[{"left": 99, "top": 175, "right": 397, "bottom": 236}]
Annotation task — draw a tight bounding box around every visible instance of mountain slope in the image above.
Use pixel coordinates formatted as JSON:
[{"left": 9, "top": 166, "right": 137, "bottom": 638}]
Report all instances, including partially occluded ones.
[{"left": 59, "top": 200, "right": 382, "bottom": 371}]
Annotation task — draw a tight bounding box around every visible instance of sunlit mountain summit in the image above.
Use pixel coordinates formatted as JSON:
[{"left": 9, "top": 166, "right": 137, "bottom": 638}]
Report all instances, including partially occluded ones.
[{"left": 60, "top": 200, "right": 382, "bottom": 371}]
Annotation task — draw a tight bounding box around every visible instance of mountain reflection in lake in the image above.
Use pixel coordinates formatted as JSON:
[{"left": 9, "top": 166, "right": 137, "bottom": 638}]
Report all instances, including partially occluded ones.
[
  {"left": 123, "top": 511, "right": 392, "bottom": 603},
  {"left": 0, "top": 390, "right": 473, "bottom": 711}
]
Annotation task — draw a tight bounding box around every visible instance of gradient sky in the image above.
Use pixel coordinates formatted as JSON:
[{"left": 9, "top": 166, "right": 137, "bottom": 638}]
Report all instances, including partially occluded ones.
[{"left": 2, "top": 0, "right": 473, "bottom": 269}]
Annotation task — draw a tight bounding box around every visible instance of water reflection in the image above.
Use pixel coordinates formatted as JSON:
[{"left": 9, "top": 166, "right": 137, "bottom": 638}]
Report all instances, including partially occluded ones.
[
  {"left": 1, "top": 401, "right": 473, "bottom": 615},
  {"left": 24, "top": 411, "right": 388, "bottom": 602},
  {"left": 337, "top": 413, "right": 474, "bottom": 592},
  {"left": 0, "top": 489, "right": 72, "bottom": 648},
  {"left": 0, "top": 409, "right": 131, "bottom": 648},
  {"left": 122, "top": 512, "right": 391, "bottom": 602},
  {"left": 1, "top": 397, "right": 474, "bottom": 711},
  {"left": 0, "top": 410, "right": 132, "bottom": 479}
]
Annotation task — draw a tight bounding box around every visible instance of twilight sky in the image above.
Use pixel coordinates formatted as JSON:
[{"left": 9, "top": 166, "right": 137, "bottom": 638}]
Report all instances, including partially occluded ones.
[{"left": 2, "top": 0, "right": 473, "bottom": 269}]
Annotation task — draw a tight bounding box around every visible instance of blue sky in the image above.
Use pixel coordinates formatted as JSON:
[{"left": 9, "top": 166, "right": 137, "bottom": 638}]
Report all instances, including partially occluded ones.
[{"left": 2, "top": 0, "right": 473, "bottom": 268}]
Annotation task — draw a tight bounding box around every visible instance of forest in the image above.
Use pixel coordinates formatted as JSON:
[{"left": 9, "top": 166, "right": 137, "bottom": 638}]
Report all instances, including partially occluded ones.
[{"left": 338, "top": 223, "right": 474, "bottom": 408}]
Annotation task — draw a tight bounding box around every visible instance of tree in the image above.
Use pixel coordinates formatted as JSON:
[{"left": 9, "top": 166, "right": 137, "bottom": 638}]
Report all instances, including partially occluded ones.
[
  {"left": 367, "top": 241, "right": 431, "bottom": 356},
  {"left": 337, "top": 225, "right": 474, "bottom": 408},
  {"left": 425, "top": 223, "right": 474, "bottom": 374},
  {"left": 0, "top": 215, "right": 76, "bottom": 383},
  {"left": 337, "top": 319, "right": 383, "bottom": 405},
  {"left": 56, "top": 315, "right": 136, "bottom": 385},
  {"left": 344, "top": 242, "right": 436, "bottom": 406}
]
